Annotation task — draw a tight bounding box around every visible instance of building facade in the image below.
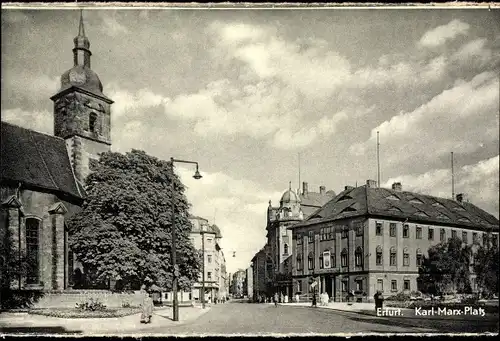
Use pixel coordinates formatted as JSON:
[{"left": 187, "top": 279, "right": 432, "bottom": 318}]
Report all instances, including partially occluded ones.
[
  {"left": 290, "top": 180, "right": 499, "bottom": 301},
  {"left": 232, "top": 270, "right": 246, "bottom": 297},
  {"left": 188, "top": 216, "right": 226, "bottom": 303},
  {"left": 0, "top": 12, "right": 112, "bottom": 292},
  {"left": 252, "top": 182, "right": 335, "bottom": 299},
  {"left": 246, "top": 266, "right": 254, "bottom": 301}
]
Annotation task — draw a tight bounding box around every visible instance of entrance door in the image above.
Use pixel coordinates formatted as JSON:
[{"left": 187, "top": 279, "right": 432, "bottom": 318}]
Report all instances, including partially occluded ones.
[{"left": 326, "top": 276, "right": 333, "bottom": 299}]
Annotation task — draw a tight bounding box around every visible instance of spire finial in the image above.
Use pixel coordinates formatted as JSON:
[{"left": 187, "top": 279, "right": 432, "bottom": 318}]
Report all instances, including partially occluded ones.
[
  {"left": 78, "top": 9, "right": 86, "bottom": 37},
  {"left": 289, "top": 181, "right": 292, "bottom": 190}
]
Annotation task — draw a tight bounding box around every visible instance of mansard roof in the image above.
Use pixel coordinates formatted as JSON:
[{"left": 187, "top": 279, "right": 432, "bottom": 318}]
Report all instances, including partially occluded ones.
[
  {"left": 294, "top": 185, "right": 499, "bottom": 231},
  {"left": 0, "top": 122, "right": 83, "bottom": 202}
]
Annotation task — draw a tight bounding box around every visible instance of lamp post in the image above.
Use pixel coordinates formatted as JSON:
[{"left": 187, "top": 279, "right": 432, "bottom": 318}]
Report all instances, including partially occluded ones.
[{"left": 170, "top": 157, "right": 202, "bottom": 322}]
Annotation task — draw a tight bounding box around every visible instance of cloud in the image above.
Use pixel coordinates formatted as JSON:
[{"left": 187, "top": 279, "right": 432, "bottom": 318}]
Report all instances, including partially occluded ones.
[
  {"left": 98, "top": 12, "right": 129, "bottom": 37},
  {"left": 418, "top": 19, "right": 470, "bottom": 48},
  {"left": 350, "top": 71, "right": 499, "bottom": 166},
  {"left": 382, "top": 155, "right": 499, "bottom": 218},
  {"left": 2, "top": 73, "right": 59, "bottom": 106},
  {"left": 106, "top": 83, "right": 165, "bottom": 119},
  {"left": 178, "top": 166, "right": 283, "bottom": 273},
  {"left": 272, "top": 111, "right": 348, "bottom": 150},
  {"left": 210, "top": 22, "right": 352, "bottom": 99},
  {"left": 1, "top": 108, "right": 52, "bottom": 134},
  {"left": 451, "top": 38, "right": 496, "bottom": 67}
]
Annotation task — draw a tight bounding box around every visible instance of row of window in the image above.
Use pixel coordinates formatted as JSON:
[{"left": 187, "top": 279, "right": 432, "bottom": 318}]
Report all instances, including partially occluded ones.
[
  {"left": 298, "top": 222, "right": 498, "bottom": 246},
  {"left": 377, "top": 279, "right": 411, "bottom": 292},
  {"left": 299, "top": 224, "right": 360, "bottom": 244},
  {"left": 296, "top": 245, "right": 428, "bottom": 271},
  {"left": 296, "top": 248, "right": 363, "bottom": 270},
  {"left": 376, "top": 247, "right": 423, "bottom": 267},
  {"left": 299, "top": 278, "right": 411, "bottom": 293},
  {"left": 375, "top": 222, "right": 497, "bottom": 246}
]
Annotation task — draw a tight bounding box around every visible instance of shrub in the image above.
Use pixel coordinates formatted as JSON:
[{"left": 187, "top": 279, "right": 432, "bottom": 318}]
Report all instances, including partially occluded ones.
[
  {"left": 386, "top": 292, "right": 411, "bottom": 301},
  {"left": 0, "top": 290, "right": 45, "bottom": 310},
  {"left": 121, "top": 300, "right": 131, "bottom": 308},
  {"left": 75, "top": 297, "right": 107, "bottom": 311}
]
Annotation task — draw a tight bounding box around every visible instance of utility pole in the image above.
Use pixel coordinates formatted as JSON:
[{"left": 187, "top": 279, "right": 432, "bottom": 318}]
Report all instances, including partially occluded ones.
[
  {"left": 377, "top": 131, "right": 381, "bottom": 187},
  {"left": 451, "top": 152, "right": 455, "bottom": 200}
]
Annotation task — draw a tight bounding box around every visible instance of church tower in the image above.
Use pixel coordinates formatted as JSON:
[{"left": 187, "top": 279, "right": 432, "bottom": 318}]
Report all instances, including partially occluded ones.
[{"left": 51, "top": 10, "right": 113, "bottom": 184}]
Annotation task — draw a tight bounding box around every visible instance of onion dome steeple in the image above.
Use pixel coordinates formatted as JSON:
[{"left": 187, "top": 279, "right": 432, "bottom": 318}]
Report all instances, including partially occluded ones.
[
  {"left": 73, "top": 9, "right": 91, "bottom": 68},
  {"left": 57, "top": 10, "right": 107, "bottom": 97}
]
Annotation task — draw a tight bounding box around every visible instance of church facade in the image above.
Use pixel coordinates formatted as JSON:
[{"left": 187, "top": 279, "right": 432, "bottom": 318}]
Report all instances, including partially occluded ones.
[{"left": 0, "top": 13, "right": 113, "bottom": 292}]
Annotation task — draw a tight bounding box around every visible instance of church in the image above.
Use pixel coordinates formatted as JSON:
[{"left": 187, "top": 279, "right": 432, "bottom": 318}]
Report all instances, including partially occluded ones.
[{"left": 0, "top": 12, "right": 113, "bottom": 291}]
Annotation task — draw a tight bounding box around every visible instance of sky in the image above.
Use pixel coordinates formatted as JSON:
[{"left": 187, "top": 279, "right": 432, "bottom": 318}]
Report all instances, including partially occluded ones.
[{"left": 2, "top": 5, "right": 499, "bottom": 274}]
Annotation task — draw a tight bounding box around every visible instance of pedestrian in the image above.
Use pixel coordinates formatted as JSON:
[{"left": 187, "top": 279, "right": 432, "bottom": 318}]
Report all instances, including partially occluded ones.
[
  {"left": 295, "top": 293, "right": 300, "bottom": 303},
  {"left": 324, "top": 292, "right": 330, "bottom": 306},
  {"left": 280, "top": 292, "right": 284, "bottom": 304},
  {"left": 284, "top": 294, "right": 288, "bottom": 303},
  {"left": 374, "top": 291, "right": 384, "bottom": 313},
  {"left": 274, "top": 292, "right": 279, "bottom": 307},
  {"left": 312, "top": 292, "right": 317, "bottom": 307},
  {"left": 140, "top": 291, "right": 154, "bottom": 324}
]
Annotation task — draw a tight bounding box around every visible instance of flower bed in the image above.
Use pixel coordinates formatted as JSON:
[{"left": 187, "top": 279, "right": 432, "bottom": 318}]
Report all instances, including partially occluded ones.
[{"left": 29, "top": 307, "right": 141, "bottom": 319}]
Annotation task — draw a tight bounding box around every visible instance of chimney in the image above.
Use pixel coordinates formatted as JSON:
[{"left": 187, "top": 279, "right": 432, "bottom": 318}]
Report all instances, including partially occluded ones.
[
  {"left": 366, "top": 179, "right": 377, "bottom": 188},
  {"left": 391, "top": 182, "right": 402, "bottom": 192},
  {"left": 302, "top": 182, "right": 308, "bottom": 196},
  {"left": 344, "top": 186, "right": 355, "bottom": 191},
  {"left": 456, "top": 193, "right": 465, "bottom": 203},
  {"left": 319, "top": 186, "right": 326, "bottom": 195}
]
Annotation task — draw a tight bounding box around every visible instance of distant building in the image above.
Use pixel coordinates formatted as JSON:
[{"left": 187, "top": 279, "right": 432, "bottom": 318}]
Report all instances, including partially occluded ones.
[
  {"left": 232, "top": 270, "right": 246, "bottom": 297},
  {"left": 184, "top": 215, "right": 226, "bottom": 304},
  {"left": 290, "top": 180, "right": 499, "bottom": 301},
  {"left": 254, "top": 182, "right": 334, "bottom": 298},
  {"left": 246, "top": 266, "right": 253, "bottom": 301}
]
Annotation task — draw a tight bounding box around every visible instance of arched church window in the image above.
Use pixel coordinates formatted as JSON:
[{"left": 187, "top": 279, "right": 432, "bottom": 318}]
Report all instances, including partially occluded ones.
[
  {"left": 89, "top": 112, "right": 98, "bottom": 133},
  {"left": 25, "top": 218, "right": 40, "bottom": 284}
]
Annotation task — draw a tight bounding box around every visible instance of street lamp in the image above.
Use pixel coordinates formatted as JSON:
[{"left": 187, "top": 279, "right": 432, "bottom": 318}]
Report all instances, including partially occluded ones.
[{"left": 170, "top": 157, "right": 202, "bottom": 322}]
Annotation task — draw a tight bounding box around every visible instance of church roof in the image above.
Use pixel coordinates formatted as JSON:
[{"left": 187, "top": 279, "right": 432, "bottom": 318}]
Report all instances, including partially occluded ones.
[
  {"left": 0, "top": 122, "right": 83, "bottom": 201},
  {"left": 294, "top": 185, "right": 499, "bottom": 231}
]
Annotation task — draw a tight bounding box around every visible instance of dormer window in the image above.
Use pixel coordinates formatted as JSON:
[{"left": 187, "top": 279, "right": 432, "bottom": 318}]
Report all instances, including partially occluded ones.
[{"left": 89, "top": 112, "right": 98, "bottom": 133}]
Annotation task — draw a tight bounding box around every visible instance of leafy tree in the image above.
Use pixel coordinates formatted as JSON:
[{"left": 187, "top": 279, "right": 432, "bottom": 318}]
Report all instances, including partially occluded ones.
[
  {"left": 474, "top": 233, "right": 499, "bottom": 298},
  {"left": 418, "top": 237, "right": 472, "bottom": 295},
  {"left": 68, "top": 149, "right": 201, "bottom": 291}
]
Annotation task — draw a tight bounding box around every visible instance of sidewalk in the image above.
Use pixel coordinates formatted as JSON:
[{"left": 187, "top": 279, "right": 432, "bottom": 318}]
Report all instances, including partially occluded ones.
[{"left": 0, "top": 306, "right": 211, "bottom": 335}]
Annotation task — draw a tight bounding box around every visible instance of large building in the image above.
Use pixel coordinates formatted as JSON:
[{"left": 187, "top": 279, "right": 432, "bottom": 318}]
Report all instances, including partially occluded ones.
[
  {"left": 252, "top": 182, "right": 335, "bottom": 299},
  {"left": 188, "top": 216, "right": 227, "bottom": 303},
  {"left": 290, "top": 180, "right": 499, "bottom": 301},
  {"left": 0, "top": 12, "right": 112, "bottom": 291}
]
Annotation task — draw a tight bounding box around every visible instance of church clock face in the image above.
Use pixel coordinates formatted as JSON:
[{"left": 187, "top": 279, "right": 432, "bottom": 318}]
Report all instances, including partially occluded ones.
[{"left": 69, "top": 70, "right": 87, "bottom": 85}]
